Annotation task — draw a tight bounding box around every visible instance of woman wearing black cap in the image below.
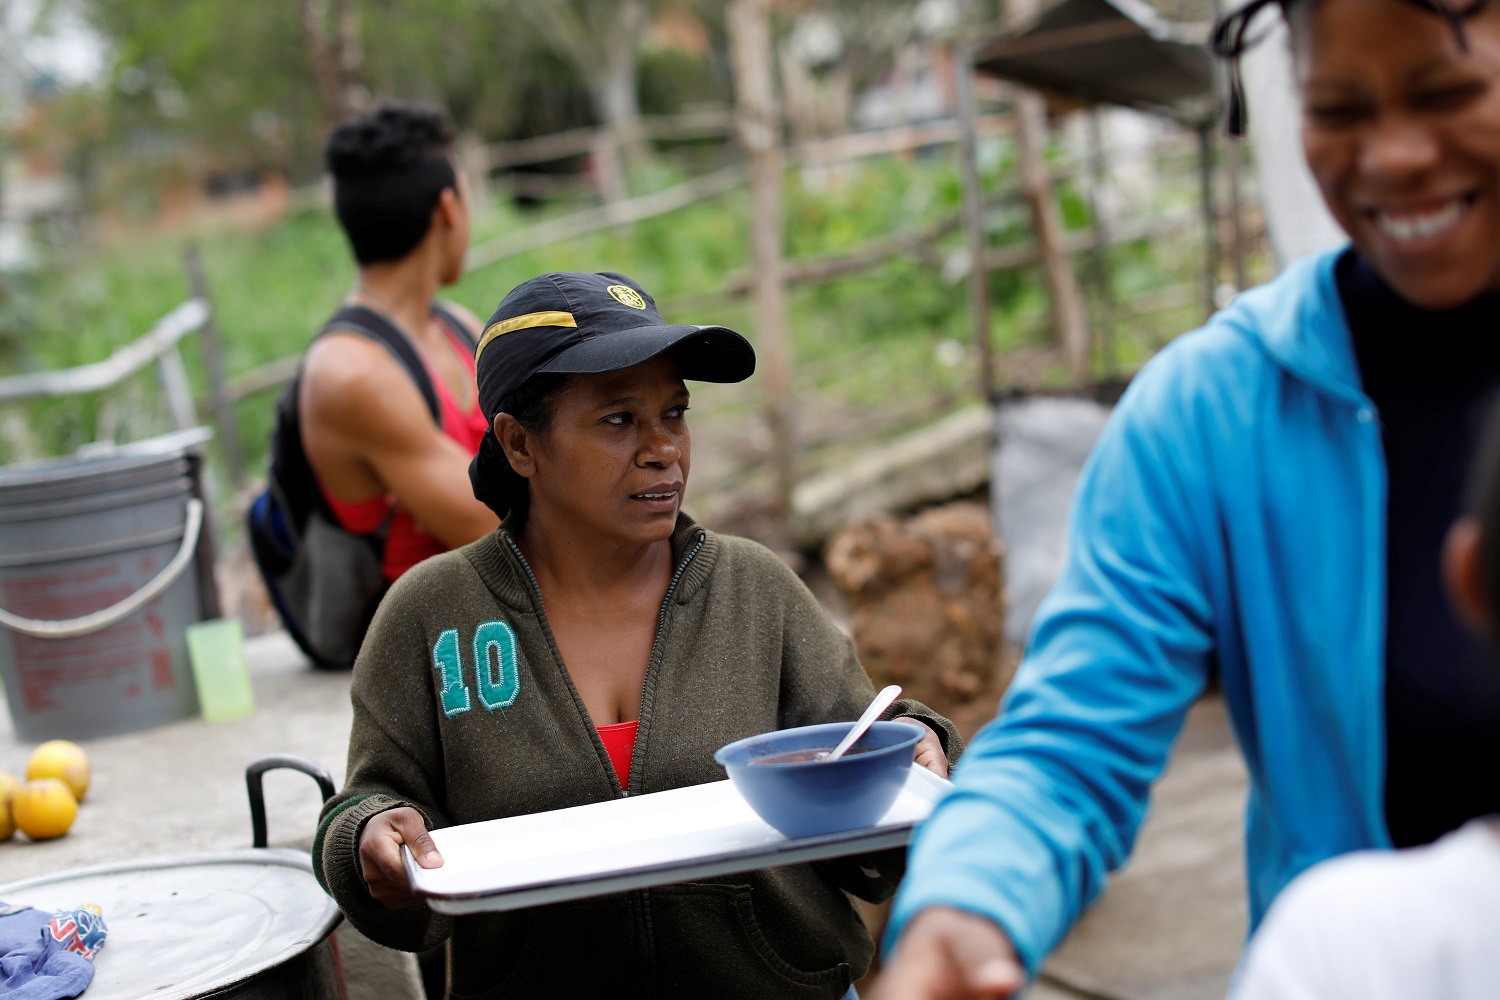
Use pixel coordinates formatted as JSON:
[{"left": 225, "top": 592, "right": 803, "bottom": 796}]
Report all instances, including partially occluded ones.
[
  {"left": 313, "top": 271, "right": 961, "bottom": 1000},
  {"left": 874, "top": 0, "right": 1500, "bottom": 997}
]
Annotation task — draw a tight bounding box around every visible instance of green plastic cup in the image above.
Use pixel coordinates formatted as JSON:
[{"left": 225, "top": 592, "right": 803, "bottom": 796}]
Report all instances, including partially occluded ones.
[{"left": 185, "top": 618, "right": 256, "bottom": 722}]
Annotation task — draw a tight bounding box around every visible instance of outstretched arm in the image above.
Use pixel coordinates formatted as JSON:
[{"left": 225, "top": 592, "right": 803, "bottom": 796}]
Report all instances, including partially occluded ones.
[
  {"left": 884, "top": 355, "right": 1223, "bottom": 981},
  {"left": 872, "top": 907, "right": 1026, "bottom": 1000}
]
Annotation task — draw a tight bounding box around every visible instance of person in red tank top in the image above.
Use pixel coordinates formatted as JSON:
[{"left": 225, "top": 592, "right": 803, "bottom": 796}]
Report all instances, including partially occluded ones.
[{"left": 300, "top": 103, "right": 497, "bottom": 581}]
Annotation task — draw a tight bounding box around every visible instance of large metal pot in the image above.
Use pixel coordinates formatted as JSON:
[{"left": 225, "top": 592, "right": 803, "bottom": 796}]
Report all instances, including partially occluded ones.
[{"left": 0, "top": 754, "right": 346, "bottom": 1000}]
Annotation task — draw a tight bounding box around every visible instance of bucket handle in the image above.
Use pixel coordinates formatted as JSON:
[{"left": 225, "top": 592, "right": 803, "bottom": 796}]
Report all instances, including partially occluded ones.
[
  {"left": 0, "top": 498, "right": 204, "bottom": 639},
  {"left": 246, "top": 753, "right": 337, "bottom": 849}
]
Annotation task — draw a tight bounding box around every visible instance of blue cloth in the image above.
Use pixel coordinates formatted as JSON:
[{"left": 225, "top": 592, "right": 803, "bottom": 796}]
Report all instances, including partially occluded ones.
[
  {"left": 888, "top": 247, "right": 1395, "bottom": 975},
  {"left": 0, "top": 903, "right": 99, "bottom": 1000}
]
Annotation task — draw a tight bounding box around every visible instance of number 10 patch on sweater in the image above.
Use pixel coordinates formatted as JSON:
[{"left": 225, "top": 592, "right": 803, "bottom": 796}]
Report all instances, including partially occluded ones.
[{"left": 432, "top": 620, "right": 521, "bottom": 716}]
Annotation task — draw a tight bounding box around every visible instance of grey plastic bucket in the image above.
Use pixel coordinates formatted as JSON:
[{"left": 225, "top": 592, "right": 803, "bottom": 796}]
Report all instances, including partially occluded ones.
[{"left": 0, "top": 433, "right": 207, "bottom": 741}]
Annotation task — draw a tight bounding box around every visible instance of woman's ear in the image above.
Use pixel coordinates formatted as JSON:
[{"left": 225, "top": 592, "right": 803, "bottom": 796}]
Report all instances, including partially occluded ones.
[
  {"left": 1443, "top": 517, "right": 1490, "bottom": 634},
  {"left": 434, "top": 187, "right": 460, "bottom": 230},
  {"left": 494, "top": 413, "right": 537, "bottom": 480}
]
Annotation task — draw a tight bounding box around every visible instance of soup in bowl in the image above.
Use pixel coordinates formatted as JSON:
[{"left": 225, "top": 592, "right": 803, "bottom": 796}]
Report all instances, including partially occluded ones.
[{"left": 714, "top": 719, "right": 923, "bottom": 839}]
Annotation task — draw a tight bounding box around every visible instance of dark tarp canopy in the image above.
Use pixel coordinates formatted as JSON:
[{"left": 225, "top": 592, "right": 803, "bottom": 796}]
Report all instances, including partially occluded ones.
[{"left": 973, "top": 0, "right": 1219, "bottom": 125}]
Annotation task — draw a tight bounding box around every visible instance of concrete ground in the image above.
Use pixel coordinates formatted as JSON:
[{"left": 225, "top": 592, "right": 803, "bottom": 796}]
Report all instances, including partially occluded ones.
[
  {"left": 1, "top": 631, "right": 350, "bottom": 878},
  {"left": 0, "top": 631, "right": 422, "bottom": 1000},
  {"left": 1035, "top": 695, "right": 1249, "bottom": 1000},
  {"left": 1, "top": 631, "right": 1249, "bottom": 1000}
]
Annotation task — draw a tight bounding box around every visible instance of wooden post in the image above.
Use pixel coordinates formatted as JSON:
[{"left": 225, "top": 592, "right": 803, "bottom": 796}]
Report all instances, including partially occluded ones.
[
  {"left": 956, "top": 43, "right": 997, "bottom": 403},
  {"left": 1213, "top": 0, "right": 1248, "bottom": 294},
  {"left": 456, "top": 132, "right": 492, "bottom": 217},
  {"left": 1225, "top": 132, "right": 1249, "bottom": 293},
  {"left": 1197, "top": 124, "right": 1221, "bottom": 317},
  {"left": 185, "top": 244, "right": 245, "bottom": 488},
  {"left": 1006, "top": 0, "right": 1090, "bottom": 382},
  {"left": 1086, "top": 109, "right": 1117, "bottom": 379},
  {"left": 728, "top": 0, "right": 796, "bottom": 535}
]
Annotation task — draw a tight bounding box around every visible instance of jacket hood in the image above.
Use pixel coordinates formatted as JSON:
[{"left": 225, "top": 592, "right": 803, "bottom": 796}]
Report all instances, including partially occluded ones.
[{"left": 1215, "top": 245, "right": 1367, "bottom": 406}]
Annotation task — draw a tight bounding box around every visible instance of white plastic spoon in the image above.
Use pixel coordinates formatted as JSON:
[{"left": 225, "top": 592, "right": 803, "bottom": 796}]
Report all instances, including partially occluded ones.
[{"left": 818, "top": 684, "right": 903, "bottom": 762}]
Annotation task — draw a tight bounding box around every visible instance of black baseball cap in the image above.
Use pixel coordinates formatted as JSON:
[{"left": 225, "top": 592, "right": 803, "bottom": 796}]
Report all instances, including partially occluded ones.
[{"left": 473, "top": 271, "right": 755, "bottom": 417}]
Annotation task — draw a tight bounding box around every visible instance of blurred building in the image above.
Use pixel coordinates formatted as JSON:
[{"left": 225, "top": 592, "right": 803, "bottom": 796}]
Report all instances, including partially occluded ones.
[{"left": 1, "top": 76, "right": 83, "bottom": 272}]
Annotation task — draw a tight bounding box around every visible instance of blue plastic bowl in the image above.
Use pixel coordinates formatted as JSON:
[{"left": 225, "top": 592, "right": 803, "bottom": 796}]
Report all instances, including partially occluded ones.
[{"left": 714, "top": 720, "right": 923, "bottom": 839}]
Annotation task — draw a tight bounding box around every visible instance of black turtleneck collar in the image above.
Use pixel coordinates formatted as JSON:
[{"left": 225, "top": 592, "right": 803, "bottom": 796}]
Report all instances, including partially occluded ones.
[{"left": 1335, "top": 248, "right": 1500, "bottom": 849}]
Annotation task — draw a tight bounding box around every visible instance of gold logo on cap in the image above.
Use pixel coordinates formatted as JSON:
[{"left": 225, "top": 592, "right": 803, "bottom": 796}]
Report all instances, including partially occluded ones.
[{"left": 607, "top": 284, "right": 647, "bottom": 310}]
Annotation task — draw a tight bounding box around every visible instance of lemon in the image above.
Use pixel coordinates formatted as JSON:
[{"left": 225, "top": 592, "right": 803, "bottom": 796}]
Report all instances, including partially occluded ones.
[
  {"left": 27, "top": 740, "right": 90, "bottom": 803},
  {"left": 13, "top": 778, "right": 77, "bottom": 840},
  {"left": 0, "top": 772, "right": 17, "bottom": 842}
]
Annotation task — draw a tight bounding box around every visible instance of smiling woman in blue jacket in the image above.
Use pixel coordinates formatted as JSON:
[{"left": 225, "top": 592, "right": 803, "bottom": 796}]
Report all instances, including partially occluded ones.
[{"left": 875, "top": 0, "right": 1500, "bottom": 995}]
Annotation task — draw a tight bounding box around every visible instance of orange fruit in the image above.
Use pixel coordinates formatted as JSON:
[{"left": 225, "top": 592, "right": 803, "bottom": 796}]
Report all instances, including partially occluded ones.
[
  {"left": 27, "top": 740, "right": 90, "bottom": 802},
  {"left": 0, "top": 772, "right": 17, "bottom": 842},
  {"left": 12, "top": 778, "right": 78, "bottom": 840}
]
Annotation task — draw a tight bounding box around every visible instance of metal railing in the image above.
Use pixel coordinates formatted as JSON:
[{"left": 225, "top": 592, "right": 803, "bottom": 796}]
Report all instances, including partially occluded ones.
[{"left": 0, "top": 299, "right": 210, "bottom": 435}]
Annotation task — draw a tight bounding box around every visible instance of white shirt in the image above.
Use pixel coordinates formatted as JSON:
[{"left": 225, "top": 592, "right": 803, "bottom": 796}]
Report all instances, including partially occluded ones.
[{"left": 1232, "top": 819, "right": 1500, "bottom": 1000}]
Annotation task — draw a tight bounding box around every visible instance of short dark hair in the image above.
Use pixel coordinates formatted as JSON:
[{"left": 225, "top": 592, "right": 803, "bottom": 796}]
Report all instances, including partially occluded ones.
[
  {"left": 469, "top": 373, "right": 574, "bottom": 522},
  {"left": 1212, "top": 0, "right": 1488, "bottom": 136},
  {"left": 324, "top": 102, "right": 458, "bottom": 265}
]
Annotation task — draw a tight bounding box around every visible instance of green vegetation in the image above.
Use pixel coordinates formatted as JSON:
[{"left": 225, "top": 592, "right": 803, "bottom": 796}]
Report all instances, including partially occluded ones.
[{"left": 2, "top": 148, "right": 1242, "bottom": 504}]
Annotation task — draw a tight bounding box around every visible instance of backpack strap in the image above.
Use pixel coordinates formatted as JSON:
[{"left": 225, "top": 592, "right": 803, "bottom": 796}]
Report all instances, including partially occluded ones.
[
  {"left": 318, "top": 305, "right": 442, "bottom": 422},
  {"left": 431, "top": 301, "right": 479, "bottom": 354}
]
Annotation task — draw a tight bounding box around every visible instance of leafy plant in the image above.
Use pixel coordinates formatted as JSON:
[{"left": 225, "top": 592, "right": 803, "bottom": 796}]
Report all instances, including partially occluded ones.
[{"left": 2, "top": 147, "right": 1241, "bottom": 492}]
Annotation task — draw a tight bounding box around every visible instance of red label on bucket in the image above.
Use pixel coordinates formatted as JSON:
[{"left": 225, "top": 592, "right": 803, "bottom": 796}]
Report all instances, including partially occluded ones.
[{"left": 2, "top": 556, "right": 193, "bottom": 735}]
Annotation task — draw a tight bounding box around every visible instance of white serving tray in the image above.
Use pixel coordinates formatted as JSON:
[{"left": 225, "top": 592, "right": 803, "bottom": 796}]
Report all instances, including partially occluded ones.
[{"left": 403, "top": 763, "right": 951, "bottom": 915}]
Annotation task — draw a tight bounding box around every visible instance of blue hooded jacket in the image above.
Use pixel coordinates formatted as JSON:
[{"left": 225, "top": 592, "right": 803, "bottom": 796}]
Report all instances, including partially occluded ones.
[{"left": 888, "top": 247, "right": 1394, "bottom": 974}]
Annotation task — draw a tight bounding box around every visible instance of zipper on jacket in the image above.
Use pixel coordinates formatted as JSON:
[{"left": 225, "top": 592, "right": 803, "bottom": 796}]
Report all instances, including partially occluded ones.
[
  {"left": 501, "top": 530, "right": 706, "bottom": 796},
  {"left": 503, "top": 533, "right": 545, "bottom": 605},
  {"left": 656, "top": 533, "right": 706, "bottom": 636},
  {"left": 630, "top": 532, "right": 706, "bottom": 795}
]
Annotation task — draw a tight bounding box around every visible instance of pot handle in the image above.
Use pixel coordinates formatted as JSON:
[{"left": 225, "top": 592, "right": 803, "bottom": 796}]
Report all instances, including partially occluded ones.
[{"left": 246, "top": 753, "right": 337, "bottom": 849}]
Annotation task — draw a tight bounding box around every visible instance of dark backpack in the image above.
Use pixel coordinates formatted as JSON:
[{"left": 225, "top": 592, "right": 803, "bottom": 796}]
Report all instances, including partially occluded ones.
[{"left": 247, "top": 304, "right": 476, "bottom": 670}]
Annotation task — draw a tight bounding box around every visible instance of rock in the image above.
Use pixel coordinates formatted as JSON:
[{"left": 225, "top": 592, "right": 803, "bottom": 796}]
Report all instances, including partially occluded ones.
[
  {"left": 792, "top": 405, "right": 993, "bottom": 550},
  {"left": 826, "top": 501, "right": 1010, "bottom": 720}
]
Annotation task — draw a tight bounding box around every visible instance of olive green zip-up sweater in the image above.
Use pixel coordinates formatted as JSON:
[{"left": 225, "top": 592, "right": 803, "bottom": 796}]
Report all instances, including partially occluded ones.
[{"left": 314, "top": 514, "right": 962, "bottom": 1000}]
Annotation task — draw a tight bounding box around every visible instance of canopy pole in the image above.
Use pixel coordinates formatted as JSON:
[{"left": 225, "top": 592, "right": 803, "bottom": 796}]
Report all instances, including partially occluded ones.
[
  {"left": 1213, "top": 0, "right": 1249, "bottom": 294},
  {"left": 956, "top": 42, "right": 997, "bottom": 403},
  {"left": 1086, "top": 109, "right": 1116, "bottom": 381},
  {"left": 1006, "top": 0, "right": 1090, "bottom": 383},
  {"left": 1224, "top": 130, "right": 1249, "bottom": 293},
  {"left": 1197, "top": 124, "right": 1221, "bottom": 318}
]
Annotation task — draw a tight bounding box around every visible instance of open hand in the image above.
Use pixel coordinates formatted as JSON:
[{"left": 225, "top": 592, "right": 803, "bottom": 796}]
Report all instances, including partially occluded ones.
[
  {"left": 357, "top": 806, "right": 444, "bottom": 909},
  {"left": 871, "top": 906, "right": 1026, "bottom": 1000}
]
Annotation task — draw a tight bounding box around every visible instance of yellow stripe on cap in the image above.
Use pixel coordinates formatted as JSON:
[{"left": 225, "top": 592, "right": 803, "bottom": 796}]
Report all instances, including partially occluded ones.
[{"left": 475, "top": 310, "right": 577, "bottom": 362}]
